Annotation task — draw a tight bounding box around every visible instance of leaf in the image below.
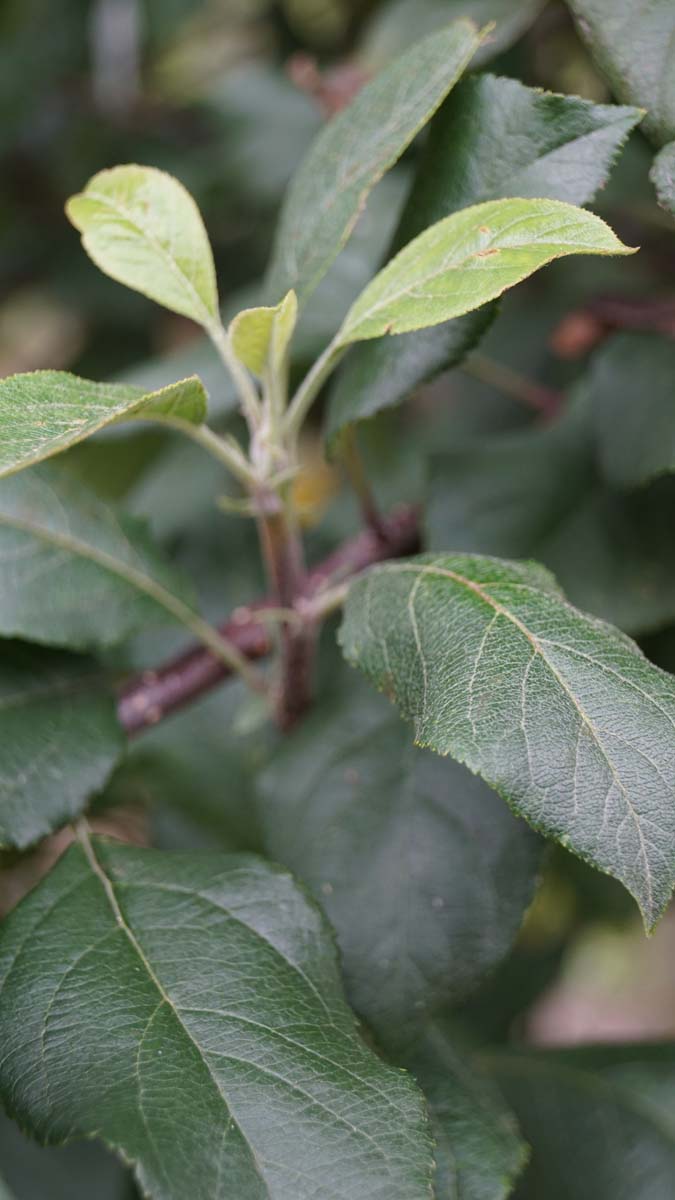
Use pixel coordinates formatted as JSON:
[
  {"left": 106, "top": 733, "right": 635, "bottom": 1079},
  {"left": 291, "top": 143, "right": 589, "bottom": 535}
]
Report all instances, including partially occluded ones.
[
  {"left": 337, "top": 198, "right": 634, "bottom": 345},
  {"left": 567, "top": 0, "right": 675, "bottom": 147},
  {"left": 427, "top": 392, "right": 675, "bottom": 635},
  {"left": 264, "top": 20, "right": 484, "bottom": 306},
  {"left": 258, "top": 671, "right": 541, "bottom": 1043},
  {"left": 407, "top": 1026, "right": 529, "bottom": 1200},
  {"left": 66, "top": 166, "right": 219, "bottom": 328},
  {"left": 339, "top": 551, "right": 675, "bottom": 928},
  {"left": 0, "top": 836, "right": 434, "bottom": 1200},
  {"left": 0, "top": 465, "right": 198, "bottom": 650},
  {"left": 326, "top": 75, "right": 641, "bottom": 439},
  {"left": 589, "top": 333, "right": 675, "bottom": 487},
  {"left": 0, "top": 643, "right": 124, "bottom": 849},
  {"left": 361, "top": 0, "right": 544, "bottom": 69},
  {"left": 0, "top": 372, "right": 207, "bottom": 481},
  {"left": 0, "top": 1108, "right": 134, "bottom": 1200},
  {"left": 229, "top": 291, "right": 298, "bottom": 378},
  {"left": 651, "top": 141, "right": 675, "bottom": 218},
  {"left": 489, "top": 1047, "right": 675, "bottom": 1198}
]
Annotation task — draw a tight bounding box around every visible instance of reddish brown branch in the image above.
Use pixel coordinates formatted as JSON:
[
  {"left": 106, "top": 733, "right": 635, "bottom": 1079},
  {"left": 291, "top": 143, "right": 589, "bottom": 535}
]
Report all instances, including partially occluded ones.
[{"left": 117, "top": 505, "right": 420, "bottom": 738}]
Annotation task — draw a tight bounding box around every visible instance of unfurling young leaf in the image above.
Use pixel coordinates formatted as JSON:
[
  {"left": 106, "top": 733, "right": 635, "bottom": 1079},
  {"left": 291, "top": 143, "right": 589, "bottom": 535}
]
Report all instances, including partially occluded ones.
[
  {"left": 0, "top": 372, "right": 207, "bottom": 480},
  {"left": 0, "top": 838, "right": 434, "bottom": 1200},
  {"left": 337, "top": 197, "right": 635, "bottom": 344},
  {"left": 264, "top": 19, "right": 485, "bottom": 306},
  {"left": 229, "top": 290, "right": 298, "bottom": 378},
  {"left": 340, "top": 553, "right": 675, "bottom": 928},
  {"left": 66, "top": 166, "right": 220, "bottom": 329}
]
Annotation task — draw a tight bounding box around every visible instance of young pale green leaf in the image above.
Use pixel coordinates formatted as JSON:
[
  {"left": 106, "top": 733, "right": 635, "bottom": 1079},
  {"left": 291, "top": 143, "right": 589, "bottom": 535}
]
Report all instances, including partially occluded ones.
[
  {"left": 590, "top": 334, "right": 675, "bottom": 488},
  {"left": 264, "top": 20, "right": 484, "bottom": 306},
  {"left": 0, "top": 643, "right": 124, "bottom": 849},
  {"left": 337, "top": 198, "right": 635, "bottom": 345},
  {"left": 258, "top": 671, "right": 541, "bottom": 1043},
  {"left": 229, "top": 290, "right": 298, "bottom": 377},
  {"left": 0, "top": 371, "right": 207, "bottom": 481},
  {"left": 489, "top": 1046, "right": 675, "bottom": 1198},
  {"left": 427, "top": 396, "right": 675, "bottom": 636},
  {"left": 326, "top": 75, "right": 641, "bottom": 439},
  {"left": 66, "top": 166, "right": 219, "bottom": 328},
  {"left": 567, "top": 0, "right": 675, "bottom": 147},
  {"left": 651, "top": 141, "right": 675, "bottom": 218},
  {"left": 0, "top": 465, "right": 198, "bottom": 650},
  {"left": 0, "top": 837, "right": 434, "bottom": 1200},
  {"left": 406, "top": 1027, "right": 529, "bottom": 1200},
  {"left": 339, "top": 552, "right": 675, "bottom": 929}
]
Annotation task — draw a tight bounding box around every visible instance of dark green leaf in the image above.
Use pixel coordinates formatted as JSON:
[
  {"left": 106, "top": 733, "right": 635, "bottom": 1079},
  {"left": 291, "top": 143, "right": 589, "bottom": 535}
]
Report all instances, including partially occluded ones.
[
  {"left": 0, "top": 643, "right": 124, "bottom": 848},
  {"left": 0, "top": 465, "right": 198, "bottom": 650},
  {"left": 568, "top": 0, "right": 675, "bottom": 146},
  {"left": 651, "top": 140, "right": 675, "bottom": 217},
  {"left": 0, "top": 372, "right": 206, "bottom": 481},
  {"left": 340, "top": 552, "right": 675, "bottom": 928},
  {"left": 427, "top": 395, "right": 675, "bottom": 634},
  {"left": 326, "top": 76, "right": 640, "bottom": 439},
  {"left": 489, "top": 1046, "right": 675, "bottom": 1198},
  {"left": 408, "top": 1026, "right": 528, "bottom": 1200},
  {"left": 0, "top": 837, "right": 434, "bottom": 1200},
  {"left": 258, "top": 674, "right": 541, "bottom": 1042},
  {"left": 264, "top": 20, "right": 483, "bottom": 306},
  {"left": 590, "top": 333, "right": 675, "bottom": 487}
]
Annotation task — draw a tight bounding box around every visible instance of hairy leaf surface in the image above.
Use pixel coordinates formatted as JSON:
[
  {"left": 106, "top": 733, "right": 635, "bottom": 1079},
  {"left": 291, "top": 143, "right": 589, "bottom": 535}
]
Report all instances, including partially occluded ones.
[
  {"left": 568, "top": 0, "right": 675, "bottom": 146},
  {"left": 0, "top": 838, "right": 434, "bottom": 1200},
  {"left": 340, "top": 553, "right": 675, "bottom": 927},
  {"left": 258, "top": 675, "right": 541, "bottom": 1042},
  {"left": 337, "top": 198, "right": 633, "bottom": 344},
  {"left": 230, "top": 291, "right": 298, "bottom": 378},
  {"left": 0, "top": 466, "right": 197, "bottom": 650},
  {"left": 327, "top": 75, "right": 640, "bottom": 438},
  {"left": 0, "top": 372, "right": 206, "bottom": 480},
  {"left": 66, "top": 166, "right": 219, "bottom": 327},
  {"left": 264, "top": 20, "right": 483, "bottom": 306},
  {"left": 0, "top": 643, "right": 123, "bottom": 848}
]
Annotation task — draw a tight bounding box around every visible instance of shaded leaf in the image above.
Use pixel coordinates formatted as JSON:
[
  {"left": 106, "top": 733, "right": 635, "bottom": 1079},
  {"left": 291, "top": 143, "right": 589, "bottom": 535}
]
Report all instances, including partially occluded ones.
[
  {"left": 361, "top": 0, "right": 544, "bottom": 69},
  {"left": 0, "top": 1108, "right": 133, "bottom": 1200},
  {"left": 568, "top": 0, "right": 675, "bottom": 147},
  {"left": 230, "top": 291, "right": 298, "bottom": 378},
  {"left": 0, "top": 465, "right": 197, "bottom": 650},
  {"left": 427, "top": 394, "right": 675, "bottom": 634},
  {"left": 340, "top": 552, "right": 675, "bottom": 927},
  {"left": 258, "top": 673, "right": 541, "bottom": 1043},
  {"left": 337, "top": 198, "right": 633, "bottom": 344},
  {"left": 0, "top": 372, "right": 206, "bottom": 481},
  {"left": 327, "top": 74, "right": 640, "bottom": 439},
  {"left": 66, "top": 166, "right": 219, "bottom": 328},
  {"left": 651, "top": 140, "right": 675, "bottom": 217},
  {"left": 408, "top": 1026, "right": 528, "bottom": 1200},
  {"left": 264, "top": 20, "right": 483, "bottom": 306},
  {"left": 590, "top": 333, "right": 675, "bottom": 487},
  {"left": 0, "top": 837, "right": 434, "bottom": 1200},
  {"left": 489, "top": 1046, "right": 675, "bottom": 1198},
  {"left": 0, "top": 642, "right": 124, "bottom": 848}
]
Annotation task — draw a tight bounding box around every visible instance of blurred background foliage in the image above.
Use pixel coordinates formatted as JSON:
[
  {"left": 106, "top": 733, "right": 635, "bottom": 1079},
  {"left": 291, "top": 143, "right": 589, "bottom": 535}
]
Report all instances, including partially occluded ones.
[{"left": 1, "top": 1, "right": 674, "bottom": 1196}]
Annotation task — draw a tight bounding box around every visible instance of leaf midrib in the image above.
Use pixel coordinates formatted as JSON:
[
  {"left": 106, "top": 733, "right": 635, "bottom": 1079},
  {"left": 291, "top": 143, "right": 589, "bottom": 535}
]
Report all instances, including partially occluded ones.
[{"left": 374, "top": 560, "right": 654, "bottom": 910}]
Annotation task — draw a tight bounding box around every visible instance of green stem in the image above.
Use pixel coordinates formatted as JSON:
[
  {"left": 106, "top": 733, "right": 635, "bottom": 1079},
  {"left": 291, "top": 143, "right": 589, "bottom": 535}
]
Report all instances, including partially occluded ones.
[
  {"left": 161, "top": 418, "right": 257, "bottom": 489},
  {"left": 284, "top": 335, "right": 347, "bottom": 438},
  {"left": 208, "top": 321, "right": 262, "bottom": 430}
]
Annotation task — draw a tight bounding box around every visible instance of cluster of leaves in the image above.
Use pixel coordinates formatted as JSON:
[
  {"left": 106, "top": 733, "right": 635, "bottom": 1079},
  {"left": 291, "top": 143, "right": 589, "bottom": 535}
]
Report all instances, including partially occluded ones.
[{"left": 1, "top": 2, "right": 674, "bottom": 1198}]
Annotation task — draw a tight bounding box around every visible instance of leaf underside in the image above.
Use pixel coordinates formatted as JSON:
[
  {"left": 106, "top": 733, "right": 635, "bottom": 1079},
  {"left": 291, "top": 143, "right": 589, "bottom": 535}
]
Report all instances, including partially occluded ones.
[{"left": 340, "top": 553, "right": 675, "bottom": 927}]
